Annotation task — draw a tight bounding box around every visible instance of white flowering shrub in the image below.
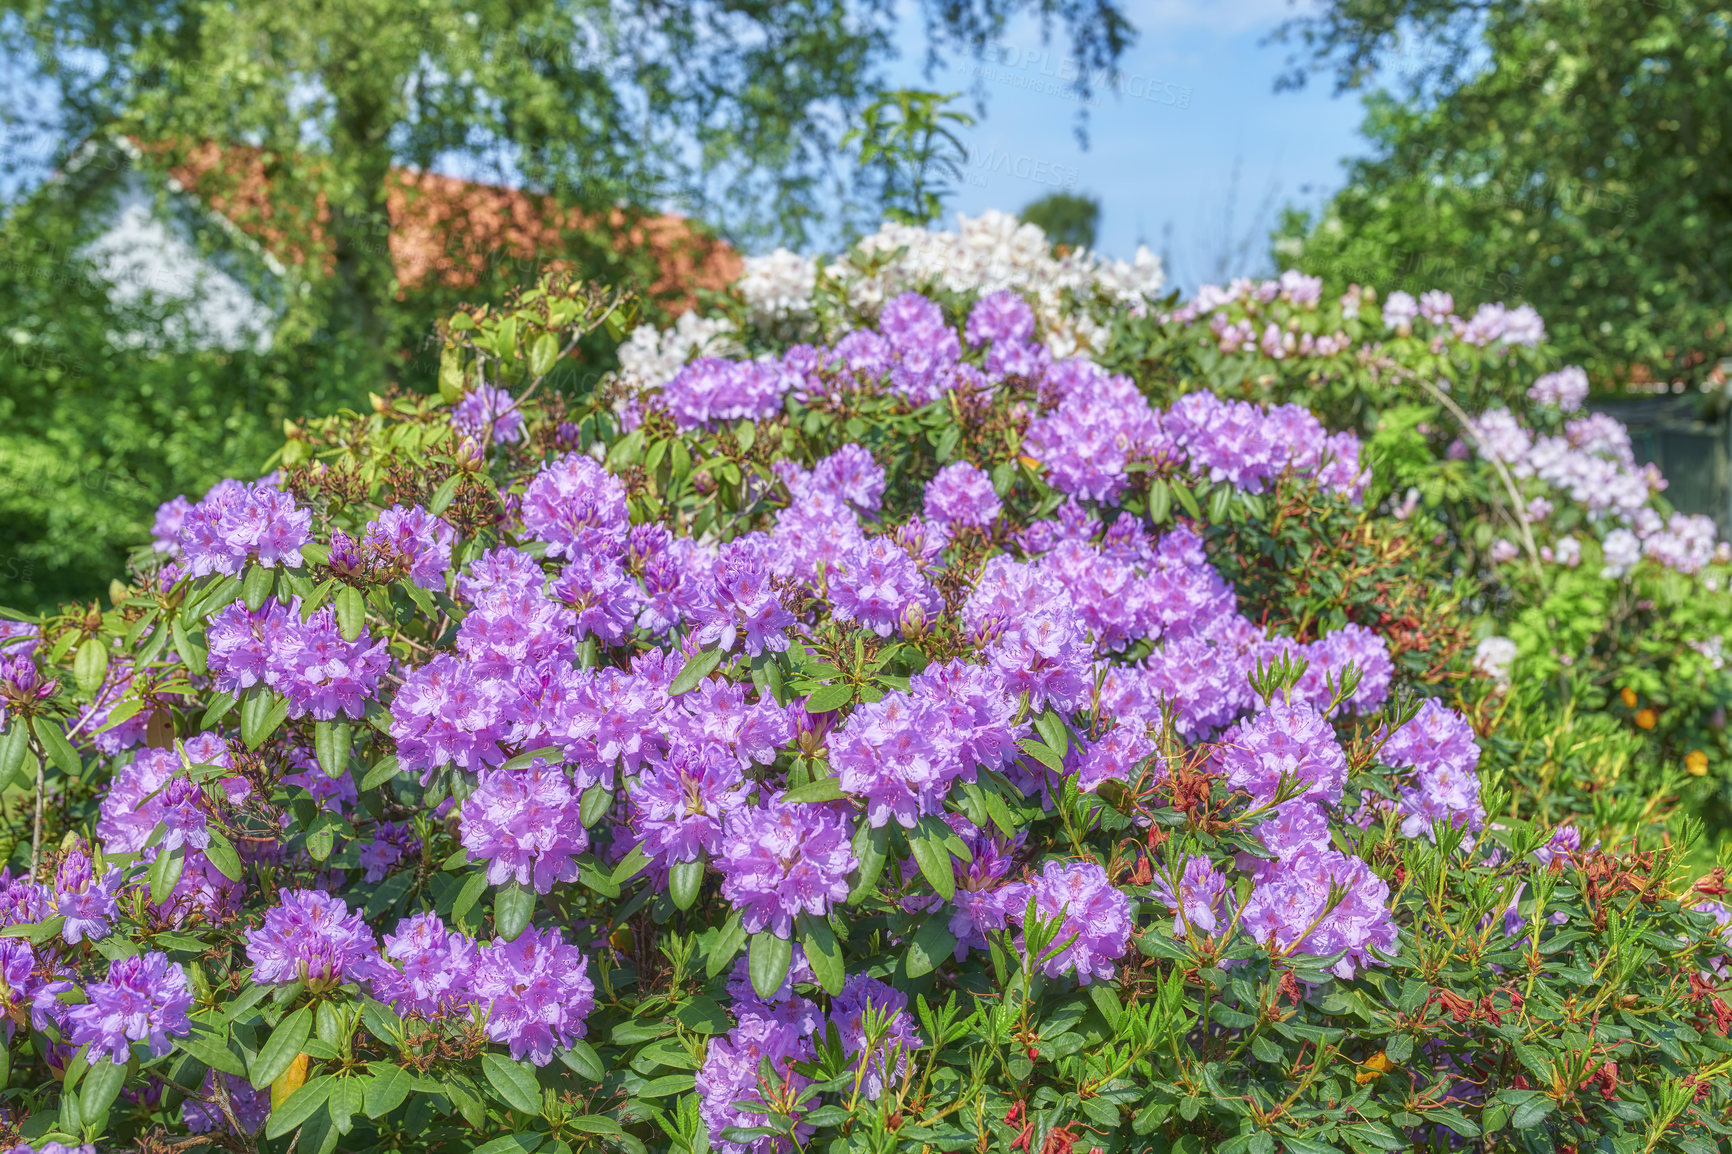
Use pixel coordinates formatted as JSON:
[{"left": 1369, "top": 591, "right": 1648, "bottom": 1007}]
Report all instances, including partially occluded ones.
[{"left": 0, "top": 226, "right": 1730, "bottom": 1154}]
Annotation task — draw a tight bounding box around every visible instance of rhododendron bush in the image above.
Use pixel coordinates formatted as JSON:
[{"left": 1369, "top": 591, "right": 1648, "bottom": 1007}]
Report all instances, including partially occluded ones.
[{"left": 1, "top": 219, "right": 1731, "bottom": 1154}]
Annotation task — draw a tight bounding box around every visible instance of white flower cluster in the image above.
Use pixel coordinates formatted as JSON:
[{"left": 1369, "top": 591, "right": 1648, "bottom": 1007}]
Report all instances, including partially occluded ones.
[
  {"left": 734, "top": 248, "right": 818, "bottom": 325},
  {"left": 1473, "top": 636, "right": 1518, "bottom": 685},
  {"left": 732, "top": 211, "right": 1165, "bottom": 359},
  {"left": 617, "top": 311, "right": 739, "bottom": 388}
]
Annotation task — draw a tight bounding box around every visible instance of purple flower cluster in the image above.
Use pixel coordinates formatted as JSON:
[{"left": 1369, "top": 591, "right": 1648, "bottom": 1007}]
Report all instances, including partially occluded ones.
[
  {"left": 832, "top": 660, "right": 1021, "bottom": 828},
  {"left": 244, "top": 889, "right": 378, "bottom": 990},
  {"left": 370, "top": 912, "right": 477, "bottom": 1018},
  {"left": 660, "top": 357, "right": 790, "bottom": 429},
  {"left": 717, "top": 795, "right": 856, "bottom": 937},
  {"left": 1008, "top": 861, "right": 1131, "bottom": 985},
  {"left": 1380, "top": 700, "right": 1485, "bottom": 838},
  {"left": 963, "top": 557, "right": 1092, "bottom": 710},
  {"left": 171, "top": 480, "right": 311, "bottom": 576},
  {"left": 472, "top": 926, "right": 595, "bottom": 1064},
  {"left": 1022, "top": 363, "right": 1168, "bottom": 504},
  {"left": 452, "top": 383, "right": 525, "bottom": 444},
  {"left": 460, "top": 760, "right": 589, "bottom": 892},
  {"left": 66, "top": 952, "right": 193, "bottom": 1063},
  {"left": 829, "top": 536, "right": 941, "bottom": 637},
  {"left": 206, "top": 597, "right": 389, "bottom": 719},
  {"left": 1164, "top": 392, "right": 1368, "bottom": 500},
  {"left": 1240, "top": 850, "right": 1397, "bottom": 978},
  {"left": 924, "top": 461, "right": 1002, "bottom": 528},
  {"left": 1155, "top": 855, "right": 1230, "bottom": 939},
  {"left": 363, "top": 504, "right": 455, "bottom": 589},
  {"left": 521, "top": 452, "right": 631, "bottom": 560},
  {"left": 1528, "top": 366, "right": 1589, "bottom": 412}
]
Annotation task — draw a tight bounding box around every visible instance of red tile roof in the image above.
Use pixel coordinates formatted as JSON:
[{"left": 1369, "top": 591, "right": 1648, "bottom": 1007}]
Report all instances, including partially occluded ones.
[{"left": 150, "top": 141, "right": 740, "bottom": 308}]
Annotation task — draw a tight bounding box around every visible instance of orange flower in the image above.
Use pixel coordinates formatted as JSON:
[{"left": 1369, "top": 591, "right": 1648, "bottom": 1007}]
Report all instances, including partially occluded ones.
[
  {"left": 1635, "top": 708, "right": 1658, "bottom": 730},
  {"left": 1687, "top": 749, "right": 1709, "bottom": 776},
  {"left": 1620, "top": 687, "right": 1638, "bottom": 708}
]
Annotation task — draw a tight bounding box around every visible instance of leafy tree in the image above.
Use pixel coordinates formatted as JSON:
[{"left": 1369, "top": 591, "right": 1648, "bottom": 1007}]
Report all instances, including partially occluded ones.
[
  {"left": 1020, "top": 190, "right": 1099, "bottom": 250},
  {"left": 1269, "top": 0, "right": 1732, "bottom": 388},
  {"left": 0, "top": 0, "right": 1135, "bottom": 610},
  {"left": 2, "top": 0, "right": 1132, "bottom": 364},
  {"left": 843, "top": 89, "right": 976, "bottom": 229}
]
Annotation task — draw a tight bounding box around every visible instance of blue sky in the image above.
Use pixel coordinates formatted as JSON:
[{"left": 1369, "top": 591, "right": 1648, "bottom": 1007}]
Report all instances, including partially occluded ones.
[{"left": 879, "top": 0, "right": 1375, "bottom": 291}]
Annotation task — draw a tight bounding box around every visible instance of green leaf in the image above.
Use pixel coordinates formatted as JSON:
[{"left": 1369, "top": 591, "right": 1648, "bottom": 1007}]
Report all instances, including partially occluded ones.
[
  {"left": 530, "top": 332, "right": 559, "bottom": 378},
  {"left": 364, "top": 870, "right": 415, "bottom": 919},
  {"left": 451, "top": 870, "right": 489, "bottom": 928},
  {"left": 481, "top": 1052, "right": 543, "bottom": 1115},
  {"left": 170, "top": 615, "right": 207, "bottom": 676},
  {"left": 1032, "top": 711, "right": 1069, "bottom": 756},
  {"left": 334, "top": 586, "right": 367, "bottom": 642},
  {"left": 361, "top": 755, "right": 401, "bottom": 791},
  {"left": 669, "top": 858, "right": 705, "bottom": 911},
  {"left": 313, "top": 720, "right": 351, "bottom": 778},
  {"left": 669, "top": 645, "right": 723, "bottom": 696},
  {"left": 1206, "top": 484, "right": 1233, "bottom": 524},
  {"left": 579, "top": 783, "right": 613, "bottom": 828},
  {"left": 798, "top": 914, "right": 845, "bottom": 995},
  {"left": 148, "top": 847, "right": 185, "bottom": 906},
  {"left": 471, "top": 1135, "right": 545, "bottom": 1154},
  {"left": 575, "top": 855, "right": 621, "bottom": 898},
  {"left": 179, "top": 1030, "right": 247, "bottom": 1077},
  {"left": 908, "top": 815, "right": 957, "bottom": 901},
  {"left": 1510, "top": 1096, "right": 1555, "bottom": 1130},
  {"left": 428, "top": 474, "right": 462, "bottom": 515},
  {"left": 905, "top": 914, "right": 956, "bottom": 979},
  {"left": 1171, "top": 481, "right": 1201, "bottom": 520},
  {"left": 265, "top": 1075, "right": 334, "bottom": 1139},
  {"left": 494, "top": 881, "right": 536, "bottom": 941},
  {"left": 1017, "top": 738, "right": 1065, "bottom": 775},
  {"left": 802, "top": 682, "right": 854, "bottom": 714},
  {"left": 31, "top": 717, "right": 79, "bottom": 776},
  {"left": 200, "top": 691, "right": 239, "bottom": 730},
  {"left": 79, "top": 1057, "right": 125, "bottom": 1125},
  {"left": 250, "top": 1005, "right": 312, "bottom": 1089},
  {"left": 1147, "top": 477, "right": 1172, "bottom": 524},
  {"left": 611, "top": 843, "right": 652, "bottom": 886},
  {"left": 558, "top": 1040, "right": 605, "bottom": 1082},
  {"left": 782, "top": 776, "right": 844, "bottom": 804},
  {"left": 73, "top": 638, "right": 109, "bottom": 694},
  {"left": 673, "top": 996, "right": 732, "bottom": 1034},
  {"left": 748, "top": 932, "right": 793, "bottom": 999},
  {"left": 241, "top": 564, "right": 275, "bottom": 612},
  {"left": 238, "top": 688, "right": 289, "bottom": 750},
  {"left": 847, "top": 822, "right": 890, "bottom": 905},
  {"left": 634, "top": 1073, "right": 696, "bottom": 1098},
  {"left": 0, "top": 723, "right": 29, "bottom": 789},
  {"left": 708, "top": 910, "right": 747, "bottom": 978},
  {"left": 203, "top": 829, "right": 244, "bottom": 882}
]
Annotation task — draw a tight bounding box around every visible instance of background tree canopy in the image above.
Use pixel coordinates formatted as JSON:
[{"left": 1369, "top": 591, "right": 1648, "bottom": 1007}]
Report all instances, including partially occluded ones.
[
  {"left": 0, "top": 0, "right": 1133, "bottom": 611},
  {"left": 1270, "top": 0, "right": 1732, "bottom": 389}
]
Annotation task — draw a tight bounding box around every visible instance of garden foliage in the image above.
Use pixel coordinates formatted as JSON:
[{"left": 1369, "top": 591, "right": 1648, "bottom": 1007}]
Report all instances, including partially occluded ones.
[{"left": 1, "top": 214, "right": 1732, "bottom": 1154}]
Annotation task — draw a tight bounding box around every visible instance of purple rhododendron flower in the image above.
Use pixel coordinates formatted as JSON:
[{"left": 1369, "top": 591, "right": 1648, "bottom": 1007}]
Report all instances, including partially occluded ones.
[
  {"left": 370, "top": 913, "right": 477, "bottom": 1018},
  {"left": 66, "top": 951, "right": 193, "bottom": 1063},
  {"left": 460, "top": 760, "right": 590, "bottom": 893},
  {"left": 244, "top": 889, "right": 377, "bottom": 990},
  {"left": 521, "top": 452, "right": 631, "bottom": 560},
  {"left": 717, "top": 794, "right": 856, "bottom": 937},
  {"left": 923, "top": 461, "right": 1001, "bottom": 528},
  {"left": 473, "top": 926, "right": 595, "bottom": 1065},
  {"left": 1010, "top": 860, "right": 1132, "bottom": 984}
]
